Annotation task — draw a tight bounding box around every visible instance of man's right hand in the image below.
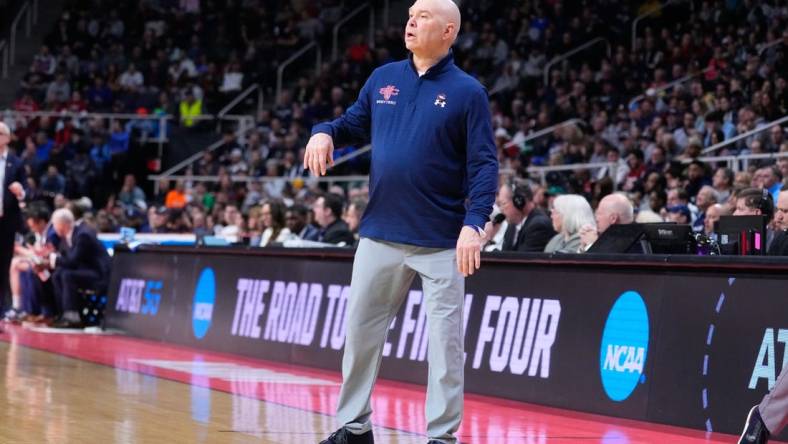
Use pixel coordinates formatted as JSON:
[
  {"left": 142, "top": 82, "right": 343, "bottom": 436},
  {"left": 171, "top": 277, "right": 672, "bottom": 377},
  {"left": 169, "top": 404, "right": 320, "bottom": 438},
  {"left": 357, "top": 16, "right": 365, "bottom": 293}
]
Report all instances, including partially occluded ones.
[
  {"left": 303, "top": 133, "right": 335, "bottom": 176},
  {"left": 579, "top": 224, "right": 598, "bottom": 250}
]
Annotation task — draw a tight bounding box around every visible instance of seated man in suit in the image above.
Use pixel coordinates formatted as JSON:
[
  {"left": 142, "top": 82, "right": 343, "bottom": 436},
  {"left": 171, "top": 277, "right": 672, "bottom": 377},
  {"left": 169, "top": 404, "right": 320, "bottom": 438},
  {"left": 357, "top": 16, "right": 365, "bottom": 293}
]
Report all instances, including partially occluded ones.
[
  {"left": 497, "top": 182, "right": 556, "bottom": 252},
  {"left": 578, "top": 193, "right": 635, "bottom": 251},
  {"left": 769, "top": 190, "right": 788, "bottom": 256},
  {"left": 312, "top": 193, "right": 355, "bottom": 246},
  {"left": 49, "top": 208, "right": 111, "bottom": 328},
  {"left": 286, "top": 204, "right": 319, "bottom": 241}
]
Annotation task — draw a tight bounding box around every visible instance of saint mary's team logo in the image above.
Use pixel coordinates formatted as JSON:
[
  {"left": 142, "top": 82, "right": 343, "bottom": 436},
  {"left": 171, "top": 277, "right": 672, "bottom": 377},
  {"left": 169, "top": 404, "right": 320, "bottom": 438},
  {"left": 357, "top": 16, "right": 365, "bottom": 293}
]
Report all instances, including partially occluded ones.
[{"left": 377, "top": 85, "right": 399, "bottom": 105}]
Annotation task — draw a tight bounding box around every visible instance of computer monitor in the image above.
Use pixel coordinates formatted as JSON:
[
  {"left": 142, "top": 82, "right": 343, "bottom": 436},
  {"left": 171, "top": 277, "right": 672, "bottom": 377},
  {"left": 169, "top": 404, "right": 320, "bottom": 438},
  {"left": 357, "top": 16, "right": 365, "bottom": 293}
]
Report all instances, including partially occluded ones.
[
  {"left": 715, "top": 215, "right": 767, "bottom": 255},
  {"left": 641, "top": 223, "right": 694, "bottom": 254},
  {"left": 587, "top": 223, "right": 648, "bottom": 254}
]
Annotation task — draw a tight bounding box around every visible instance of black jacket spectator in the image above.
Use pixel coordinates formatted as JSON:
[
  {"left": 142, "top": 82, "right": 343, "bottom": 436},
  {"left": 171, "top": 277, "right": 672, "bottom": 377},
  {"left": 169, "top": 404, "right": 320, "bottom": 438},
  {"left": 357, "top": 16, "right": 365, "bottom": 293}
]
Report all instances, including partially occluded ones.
[
  {"left": 768, "top": 231, "right": 788, "bottom": 256},
  {"left": 502, "top": 209, "right": 556, "bottom": 252},
  {"left": 54, "top": 224, "right": 111, "bottom": 282},
  {"left": 318, "top": 219, "right": 355, "bottom": 246}
]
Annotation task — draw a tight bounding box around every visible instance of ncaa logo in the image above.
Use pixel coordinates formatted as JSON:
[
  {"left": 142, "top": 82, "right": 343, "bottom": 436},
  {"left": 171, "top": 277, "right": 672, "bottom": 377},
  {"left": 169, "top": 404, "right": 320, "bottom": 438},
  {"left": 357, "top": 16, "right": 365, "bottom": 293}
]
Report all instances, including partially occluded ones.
[
  {"left": 192, "top": 268, "right": 216, "bottom": 339},
  {"left": 599, "top": 290, "right": 649, "bottom": 402}
]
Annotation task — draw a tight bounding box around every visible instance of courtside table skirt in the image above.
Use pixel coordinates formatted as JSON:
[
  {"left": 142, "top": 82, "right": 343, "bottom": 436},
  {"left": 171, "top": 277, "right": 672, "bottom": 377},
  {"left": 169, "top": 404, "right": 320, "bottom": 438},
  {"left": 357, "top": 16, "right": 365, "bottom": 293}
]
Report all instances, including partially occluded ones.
[{"left": 106, "top": 244, "right": 788, "bottom": 438}]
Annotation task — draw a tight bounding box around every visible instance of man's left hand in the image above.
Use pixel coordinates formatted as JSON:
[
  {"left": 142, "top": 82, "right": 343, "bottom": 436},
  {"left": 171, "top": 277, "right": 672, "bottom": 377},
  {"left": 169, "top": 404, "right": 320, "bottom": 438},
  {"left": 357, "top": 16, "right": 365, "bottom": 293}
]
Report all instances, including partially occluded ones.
[
  {"left": 456, "top": 226, "right": 484, "bottom": 277},
  {"left": 8, "top": 182, "right": 24, "bottom": 200}
]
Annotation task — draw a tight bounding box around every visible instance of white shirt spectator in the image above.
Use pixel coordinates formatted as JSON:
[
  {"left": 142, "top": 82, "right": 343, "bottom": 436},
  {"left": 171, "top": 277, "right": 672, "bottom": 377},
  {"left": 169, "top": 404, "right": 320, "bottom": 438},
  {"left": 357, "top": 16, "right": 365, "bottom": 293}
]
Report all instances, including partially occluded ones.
[
  {"left": 219, "top": 71, "right": 243, "bottom": 93},
  {"left": 119, "top": 68, "right": 144, "bottom": 90},
  {"left": 259, "top": 227, "right": 295, "bottom": 247}
]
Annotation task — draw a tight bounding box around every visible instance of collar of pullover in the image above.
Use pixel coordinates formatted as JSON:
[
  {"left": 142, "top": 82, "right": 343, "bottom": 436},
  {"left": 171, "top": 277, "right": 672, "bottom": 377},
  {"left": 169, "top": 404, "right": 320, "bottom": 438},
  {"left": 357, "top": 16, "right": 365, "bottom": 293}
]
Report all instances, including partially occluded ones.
[{"left": 408, "top": 50, "right": 454, "bottom": 78}]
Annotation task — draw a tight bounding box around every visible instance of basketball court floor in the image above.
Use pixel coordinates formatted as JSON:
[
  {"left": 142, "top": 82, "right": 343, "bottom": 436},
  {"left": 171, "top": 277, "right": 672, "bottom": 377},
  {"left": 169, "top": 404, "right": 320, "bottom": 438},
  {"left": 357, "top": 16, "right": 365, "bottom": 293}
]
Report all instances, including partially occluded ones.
[{"left": 0, "top": 324, "right": 768, "bottom": 443}]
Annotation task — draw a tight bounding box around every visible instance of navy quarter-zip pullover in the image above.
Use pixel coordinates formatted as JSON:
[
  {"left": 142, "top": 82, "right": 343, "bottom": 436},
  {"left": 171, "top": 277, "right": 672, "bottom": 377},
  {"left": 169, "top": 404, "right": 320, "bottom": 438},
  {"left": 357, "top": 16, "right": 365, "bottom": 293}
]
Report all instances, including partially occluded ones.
[{"left": 312, "top": 52, "right": 498, "bottom": 248}]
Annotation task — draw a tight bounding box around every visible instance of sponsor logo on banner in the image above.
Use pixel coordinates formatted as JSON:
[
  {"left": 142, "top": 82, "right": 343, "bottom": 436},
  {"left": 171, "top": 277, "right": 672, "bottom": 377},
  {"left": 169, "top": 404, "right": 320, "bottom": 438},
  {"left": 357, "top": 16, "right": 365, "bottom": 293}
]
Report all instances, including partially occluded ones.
[
  {"left": 192, "top": 268, "right": 216, "bottom": 339},
  {"left": 115, "top": 278, "right": 162, "bottom": 316},
  {"left": 599, "top": 290, "right": 649, "bottom": 402},
  {"left": 749, "top": 328, "right": 788, "bottom": 390}
]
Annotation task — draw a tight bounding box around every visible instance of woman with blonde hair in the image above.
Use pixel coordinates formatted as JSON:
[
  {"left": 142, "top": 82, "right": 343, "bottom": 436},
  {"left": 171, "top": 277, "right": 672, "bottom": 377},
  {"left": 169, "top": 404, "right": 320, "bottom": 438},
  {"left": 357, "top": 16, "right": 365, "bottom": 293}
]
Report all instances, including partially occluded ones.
[{"left": 544, "top": 194, "right": 596, "bottom": 253}]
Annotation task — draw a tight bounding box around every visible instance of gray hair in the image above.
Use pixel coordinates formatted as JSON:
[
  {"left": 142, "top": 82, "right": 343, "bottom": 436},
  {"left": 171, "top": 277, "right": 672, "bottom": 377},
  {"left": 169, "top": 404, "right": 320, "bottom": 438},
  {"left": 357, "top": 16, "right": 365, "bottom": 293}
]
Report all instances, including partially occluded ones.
[
  {"left": 52, "top": 208, "right": 75, "bottom": 226},
  {"left": 552, "top": 194, "right": 595, "bottom": 235}
]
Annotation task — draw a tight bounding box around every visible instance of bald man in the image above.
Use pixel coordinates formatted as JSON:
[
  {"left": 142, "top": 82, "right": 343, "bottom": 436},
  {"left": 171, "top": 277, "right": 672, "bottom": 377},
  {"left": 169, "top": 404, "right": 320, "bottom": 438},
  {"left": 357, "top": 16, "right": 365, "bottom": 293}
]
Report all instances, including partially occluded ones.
[
  {"left": 704, "top": 203, "right": 731, "bottom": 235},
  {"left": 308, "top": 1, "right": 498, "bottom": 443},
  {"left": 0, "top": 122, "right": 27, "bottom": 320},
  {"left": 579, "top": 193, "right": 635, "bottom": 251},
  {"left": 767, "top": 190, "right": 788, "bottom": 255}
]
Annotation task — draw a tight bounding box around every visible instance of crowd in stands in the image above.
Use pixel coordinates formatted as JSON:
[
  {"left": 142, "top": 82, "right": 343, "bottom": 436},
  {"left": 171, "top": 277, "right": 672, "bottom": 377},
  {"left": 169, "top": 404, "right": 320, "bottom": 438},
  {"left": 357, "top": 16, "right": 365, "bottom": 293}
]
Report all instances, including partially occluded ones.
[{"left": 0, "top": 0, "right": 787, "bottom": 254}]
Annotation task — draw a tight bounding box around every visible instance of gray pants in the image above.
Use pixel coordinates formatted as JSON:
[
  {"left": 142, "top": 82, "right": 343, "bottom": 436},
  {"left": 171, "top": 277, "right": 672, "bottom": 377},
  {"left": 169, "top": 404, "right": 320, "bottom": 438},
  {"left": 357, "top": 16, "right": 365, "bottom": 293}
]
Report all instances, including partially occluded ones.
[
  {"left": 338, "top": 238, "right": 465, "bottom": 443},
  {"left": 760, "top": 363, "right": 788, "bottom": 434}
]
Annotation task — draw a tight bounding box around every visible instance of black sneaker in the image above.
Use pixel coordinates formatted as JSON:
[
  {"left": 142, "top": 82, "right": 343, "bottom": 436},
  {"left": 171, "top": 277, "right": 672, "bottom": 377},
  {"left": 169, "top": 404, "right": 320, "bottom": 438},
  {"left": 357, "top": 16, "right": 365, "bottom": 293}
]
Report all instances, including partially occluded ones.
[
  {"left": 739, "top": 405, "right": 770, "bottom": 444},
  {"left": 319, "top": 428, "right": 374, "bottom": 444}
]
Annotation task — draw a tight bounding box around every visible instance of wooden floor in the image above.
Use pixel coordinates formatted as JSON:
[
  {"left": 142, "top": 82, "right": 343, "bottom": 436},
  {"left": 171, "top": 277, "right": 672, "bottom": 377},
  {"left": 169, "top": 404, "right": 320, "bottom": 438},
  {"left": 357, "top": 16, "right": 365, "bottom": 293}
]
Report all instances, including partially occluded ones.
[{"left": 0, "top": 324, "right": 764, "bottom": 444}]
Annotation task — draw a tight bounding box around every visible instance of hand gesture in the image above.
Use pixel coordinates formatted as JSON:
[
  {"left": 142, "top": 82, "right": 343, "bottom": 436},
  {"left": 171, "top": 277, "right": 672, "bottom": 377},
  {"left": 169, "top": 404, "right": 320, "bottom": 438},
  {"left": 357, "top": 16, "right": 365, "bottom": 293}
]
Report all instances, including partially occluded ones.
[
  {"left": 579, "top": 224, "right": 598, "bottom": 250},
  {"left": 456, "top": 226, "right": 484, "bottom": 277},
  {"left": 8, "top": 181, "right": 24, "bottom": 200},
  {"left": 303, "top": 133, "right": 335, "bottom": 176}
]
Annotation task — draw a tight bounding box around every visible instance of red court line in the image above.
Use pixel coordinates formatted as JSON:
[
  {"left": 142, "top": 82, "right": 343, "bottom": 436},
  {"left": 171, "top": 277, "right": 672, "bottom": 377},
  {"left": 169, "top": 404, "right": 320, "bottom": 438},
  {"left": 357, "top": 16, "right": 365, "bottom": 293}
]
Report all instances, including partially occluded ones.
[{"left": 0, "top": 325, "right": 760, "bottom": 444}]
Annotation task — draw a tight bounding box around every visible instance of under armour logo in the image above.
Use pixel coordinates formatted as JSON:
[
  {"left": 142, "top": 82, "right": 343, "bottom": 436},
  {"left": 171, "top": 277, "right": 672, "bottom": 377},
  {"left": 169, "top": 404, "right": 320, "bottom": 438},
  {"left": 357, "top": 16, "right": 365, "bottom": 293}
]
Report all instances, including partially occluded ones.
[{"left": 434, "top": 93, "right": 447, "bottom": 108}]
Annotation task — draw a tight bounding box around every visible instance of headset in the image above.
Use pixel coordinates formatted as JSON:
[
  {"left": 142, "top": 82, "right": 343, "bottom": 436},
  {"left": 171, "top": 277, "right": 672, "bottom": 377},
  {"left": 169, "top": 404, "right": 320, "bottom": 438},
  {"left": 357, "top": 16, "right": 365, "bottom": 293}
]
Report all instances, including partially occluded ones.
[
  {"left": 510, "top": 180, "right": 531, "bottom": 211},
  {"left": 758, "top": 187, "right": 774, "bottom": 218}
]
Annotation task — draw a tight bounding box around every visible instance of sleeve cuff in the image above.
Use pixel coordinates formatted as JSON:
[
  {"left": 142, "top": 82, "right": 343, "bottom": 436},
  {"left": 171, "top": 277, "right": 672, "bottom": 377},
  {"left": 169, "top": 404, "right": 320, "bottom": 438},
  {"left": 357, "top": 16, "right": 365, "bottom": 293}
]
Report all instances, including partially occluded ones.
[
  {"left": 311, "top": 123, "right": 334, "bottom": 138},
  {"left": 463, "top": 214, "right": 488, "bottom": 229}
]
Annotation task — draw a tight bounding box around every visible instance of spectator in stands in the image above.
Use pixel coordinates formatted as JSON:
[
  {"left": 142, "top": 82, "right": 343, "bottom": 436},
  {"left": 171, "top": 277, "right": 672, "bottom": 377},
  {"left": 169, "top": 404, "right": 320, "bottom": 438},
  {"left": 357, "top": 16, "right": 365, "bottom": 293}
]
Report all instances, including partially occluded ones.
[
  {"left": 757, "top": 166, "right": 783, "bottom": 204},
  {"left": 46, "top": 73, "right": 71, "bottom": 104},
  {"left": 704, "top": 203, "right": 731, "bottom": 236},
  {"left": 343, "top": 198, "right": 367, "bottom": 245},
  {"left": 40, "top": 165, "right": 66, "bottom": 196},
  {"left": 118, "top": 174, "right": 146, "bottom": 211},
  {"left": 694, "top": 185, "right": 719, "bottom": 232},
  {"left": 146, "top": 206, "right": 170, "bottom": 234},
  {"left": 769, "top": 190, "right": 788, "bottom": 255},
  {"left": 49, "top": 208, "right": 111, "bottom": 329},
  {"left": 544, "top": 194, "right": 595, "bottom": 254},
  {"left": 622, "top": 149, "right": 646, "bottom": 191},
  {"left": 734, "top": 188, "right": 774, "bottom": 222},
  {"left": 108, "top": 120, "right": 130, "bottom": 155},
  {"left": 227, "top": 149, "right": 250, "bottom": 175},
  {"left": 579, "top": 193, "right": 635, "bottom": 251},
  {"left": 258, "top": 200, "right": 292, "bottom": 247},
  {"left": 312, "top": 193, "right": 354, "bottom": 246},
  {"left": 118, "top": 63, "right": 144, "bottom": 92},
  {"left": 666, "top": 205, "right": 691, "bottom": 225},
  {"left": 165, "top": 181, "right": 187, "bottom": 209},
  {"left": 179, "top": 90, "right": 202, "bottom": 128},
  {"left": 497, "top": 183, "right": 555, "bottom": 252},
  {"left": 219, "top": 62, "right": 244, "bottom": 94},
  {"left": 89, "top": 133, "right": 111, "bottom": 175},
  {"left": 685, "top": 161, "right": 711, "bottom": 199},
  {"left": 764, "top": 125, "right": 785, "bottom": 153},
  {"left": 712, "top": 167, "right": 734, "bottom": 204},
  {"left": 214, "top": 204, "right": 243, "bottom": 243},
  {"left": 667, "top": 187, "right": 699, "bottom": 223},
  {"left": 286, "top": 204, "right": 319, "bottom": 241}
]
